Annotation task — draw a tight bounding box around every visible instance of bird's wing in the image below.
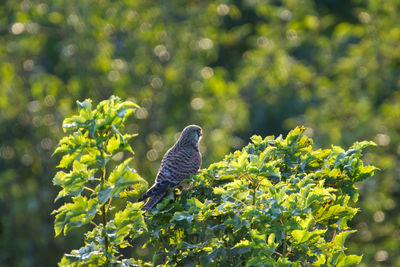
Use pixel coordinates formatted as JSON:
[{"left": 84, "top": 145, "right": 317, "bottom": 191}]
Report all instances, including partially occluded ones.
[
  {"left": 156, "top": 147, "right": 201, "bottom": 185},
  {"left": 137, "top": 148, "right": 201, "bottom": 203}
]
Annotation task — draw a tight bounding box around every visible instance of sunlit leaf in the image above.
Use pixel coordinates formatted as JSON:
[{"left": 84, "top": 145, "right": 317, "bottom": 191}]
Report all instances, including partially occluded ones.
[{"left": 53, "top": 196, "right": 99, "bottom": 236}]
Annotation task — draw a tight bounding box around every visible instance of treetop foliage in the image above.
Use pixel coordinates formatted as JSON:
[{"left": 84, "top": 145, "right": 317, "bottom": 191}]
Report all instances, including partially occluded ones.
[
  {"left": 145, "top": 126, "right": 376, "bottom": 266},
  {"left": 52, "top": 97, "right": 376, "bottom": 266}
]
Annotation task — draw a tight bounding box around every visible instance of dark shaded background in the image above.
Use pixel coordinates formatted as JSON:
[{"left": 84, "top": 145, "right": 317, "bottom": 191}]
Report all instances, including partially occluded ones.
[{"left": 0, "top": 0, "right": 399, "bottom": 266}]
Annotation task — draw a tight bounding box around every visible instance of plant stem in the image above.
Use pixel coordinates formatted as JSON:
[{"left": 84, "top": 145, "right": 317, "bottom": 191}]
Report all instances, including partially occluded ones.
[
  {"left": 101, "top": 204, "right": 109, "bottom": 256},
  {"left": 84, "top": 186, "right": 95, "bottom": 193},
  {"left": 281, "top": 217, "right": 287, "bottom": 257},
  {"left": 101, "top": 166, "right": 109, "bottom": 263},
  {"left": 107, "top": 197, "right": 113, "bottom": 212},
  {"left": 331, "top": 229, "right": 337, "bottom": 242},
  {"left": 250, "top": 180, "right": 257, "bottom": 231},
  {"left": 252, "top": 185, "right": 256, "bottom": 206},
  {"left": 282, "top": 232, "right": 287, "bottom": 257}
]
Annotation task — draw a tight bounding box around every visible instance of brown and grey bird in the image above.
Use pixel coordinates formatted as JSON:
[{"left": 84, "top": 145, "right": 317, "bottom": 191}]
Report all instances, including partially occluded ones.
[{"left": 137, "top": 125, "right": 202, "bottom": 211}]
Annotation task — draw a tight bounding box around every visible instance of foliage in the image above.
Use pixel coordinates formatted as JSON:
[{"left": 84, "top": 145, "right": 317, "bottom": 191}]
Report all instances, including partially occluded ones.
[
  {"left": 52, "top": 96, "right": 148, "bottom": 266},
  {"left": 52, "top": 102, "right": 376, "bottom": 266},
  {"left": 1, "top": 0, "right": 399, "bottom": 266},
  {"left": 144, "top": 126, "right": 376, "bottom": 266}
]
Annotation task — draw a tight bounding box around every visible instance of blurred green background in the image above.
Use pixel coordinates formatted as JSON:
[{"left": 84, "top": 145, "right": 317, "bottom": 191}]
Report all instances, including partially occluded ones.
[{"left": 0, "top": 0, "right": 399, "bottom": 266}]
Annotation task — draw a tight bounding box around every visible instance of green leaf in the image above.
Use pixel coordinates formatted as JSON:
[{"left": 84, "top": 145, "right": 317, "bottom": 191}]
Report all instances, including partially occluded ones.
[
  {"left": 333, "top": 231, "right": 356, "bottom": 251},
  {"left": 334, "top": 252, "right": 362, "bottom": 267},
  {"left": 60, "top": 242, "right": 105, "bottom": 266},
  {"left": 58, "top": 152, "right": 81, "bottom": 168},
  {"left": 267, "top": 233, "right": 276, "bottom": 245},
  {"left": 355, "top": 165, "right": 377, "bottom": 182},
  {"left": 316, "top": 204, "right": 348, "bottom": 222},
  {"left": 53, "top": 196, "right": 99, "bottom": 236},
  {"left": 291, "top": 229, "right": 326, "bottom": 243},
  {"left": 106, "top": 134, "right": 122, "bottom": 154},
  {"left": 213, "top": 187, "right": 226, "bottom": 195},
  {"left": 232, "top": 240, "right": 252, "bottom": 256},
  {"left": 53, "top": 161, "right": 94, "bottom": 201},
  {"left": 187, "top": 198, "right": 205, "bottom": 211},
  {"left": 304, "top": 185, "right": 333, "bottom": 208},
  {"left": 108, "top": 159, "right": 147, "bottom": 198},
  {"left": 171, "top": 211, "right": 194, "bottom": 224},
  {"left": 98, "top": 185, "right": 114, "bottom": 204},
  {"left": 77, "top": 99, "right": 92, "bottom": 111},
  {"left": 114, "top": 202, "right": 147, "bottom": 239},
  {"left": 285, "top": 126, "right": 306, "bottom": 145},
  {"left": 251, "top": 135, "right": 263, "bottom": 145}
]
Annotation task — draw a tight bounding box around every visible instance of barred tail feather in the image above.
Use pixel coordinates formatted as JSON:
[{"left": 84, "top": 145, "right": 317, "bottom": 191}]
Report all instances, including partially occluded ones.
[
  {"left": 137, "top": 181, "right": 170, "bottom": 203},
  {"left": 137, "top": 187, "right": 153, "bottom": 202},
  {"left": 141, "top": 192, "right": 166, "bottom": 211}
]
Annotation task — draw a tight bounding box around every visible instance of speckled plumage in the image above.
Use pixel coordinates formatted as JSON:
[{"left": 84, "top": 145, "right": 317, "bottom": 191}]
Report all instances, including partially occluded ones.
[{"left": 137, "top": 125, "right": 202, "bottom": 211}]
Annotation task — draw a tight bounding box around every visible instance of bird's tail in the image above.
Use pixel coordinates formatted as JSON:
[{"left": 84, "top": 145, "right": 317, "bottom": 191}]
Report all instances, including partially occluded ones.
[{"left": 141, "top": 192, "right": 166, "bottom": 211}]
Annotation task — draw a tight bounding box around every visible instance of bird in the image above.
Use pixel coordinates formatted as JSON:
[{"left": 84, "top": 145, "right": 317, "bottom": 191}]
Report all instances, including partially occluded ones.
[{"left": 137, "top": 125, "right": 202, "bottom": 211}]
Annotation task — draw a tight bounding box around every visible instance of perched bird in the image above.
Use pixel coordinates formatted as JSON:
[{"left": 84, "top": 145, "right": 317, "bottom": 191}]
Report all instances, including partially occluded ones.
[{"left": 137, "top": 125, "right": 202, "bottom": 211}]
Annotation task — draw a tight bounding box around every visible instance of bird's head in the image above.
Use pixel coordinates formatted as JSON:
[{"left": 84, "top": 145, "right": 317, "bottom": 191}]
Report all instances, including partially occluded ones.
[{"left": 177, "top": 124, "right": 202, "bottom": 149}]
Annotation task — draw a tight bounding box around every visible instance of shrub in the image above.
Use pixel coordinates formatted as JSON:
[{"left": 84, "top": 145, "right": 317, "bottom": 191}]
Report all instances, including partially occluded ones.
[
  {"left": 144, "top": 127, "right": 376, "bottom": 266},
  {"left": 53, "top": 97, "right": 376, "bottom": 266}
]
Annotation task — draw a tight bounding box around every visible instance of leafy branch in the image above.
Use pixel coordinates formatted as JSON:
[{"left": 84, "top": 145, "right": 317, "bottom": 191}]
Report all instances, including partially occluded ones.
[
  {"left": 143, "top": 126, "right": 377, "bottom": 266},
  {"left": 52, "top": 96, "right": 149, "bottom": 266}
]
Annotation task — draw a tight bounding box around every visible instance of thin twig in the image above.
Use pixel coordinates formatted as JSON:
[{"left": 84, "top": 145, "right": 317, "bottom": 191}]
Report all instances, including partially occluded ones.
[
  {"left": 269, "top": 250, "right": 283, "bottom": 257},
  {"left": 255, "top": 178, "right": 265, "bottom": 191},
  {"left": 101, "top": 166, "right": 109, "bottom": 263},
  {"left": 281, "top": 217, "right": 287, "bottom": 256},
  {"left": 84, "top": 186, "right": 95, "bottom": 193},
  {"left": 107, "top": 197, "right": 113, "bottom": 212},
  {"left": 231, "top": 195, "right": 248, "bottom": 207},
  {"left": 331, "top": 229, "right": 337, "bottom": 242},
  {"left": 240, "top": 172, "right": 253, "bottom": 183}
]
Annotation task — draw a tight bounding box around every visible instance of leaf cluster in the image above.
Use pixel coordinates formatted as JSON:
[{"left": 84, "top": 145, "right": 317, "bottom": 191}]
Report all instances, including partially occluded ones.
[
  {"left": 51, "top": 97, "right": 376, "bottom": 266},
  {"left": 52, "top": 96, "right": 148, "bottom": 266},
  {"left": 144, "top": 126, "right": 376, "bottom": 266}
]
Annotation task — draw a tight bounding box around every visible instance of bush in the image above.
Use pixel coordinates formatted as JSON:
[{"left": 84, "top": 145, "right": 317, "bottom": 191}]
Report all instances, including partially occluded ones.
[
  {"left": 145, "top": 128, "right": 376, "bottom": 266},
  {"left": 53, "top": 97, "right": 376, "bottom": 266}
]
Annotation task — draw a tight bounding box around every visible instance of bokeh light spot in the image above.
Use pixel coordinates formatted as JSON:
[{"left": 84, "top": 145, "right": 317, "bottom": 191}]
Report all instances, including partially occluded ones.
[
  {"left": 11, "top": 23, "right": 24, "bottom": 35},
  {"left": 108, "top": 70, "right": 120, "bottom": 82},
  {"left": 146, "top": 149, "right": 158, "bottom": 161},
  {"left": 375, "top": 250, "right": 388, "bottom": 262},
  {"left": 44, "top": 95, "right": 56, "bottom": 107},
  {"left": 376, "top": 134, "right": 390, "bottom": 146},
  {"left": 135, "top": 108, "right": 148, "bottom": 119},
  {"left": 21, "top": 154, "right": 33, "bottom": 166},
  {"left": 0, "top": 146, "right": 15, "bottom": 160},
  {"left": 191, "top": 98, "right": 205, "bottom": 110},
  {"left": 373, "top": 211, "right": 385, "bottom": 223},
  {"left": 198, "top": 38, "right": 213, "bottom": 50},
  {"left": 27, "top": 101, "right": 41, "bottom": 113},
  {"left": 359, "top": 12, "right": 371, "bottom": 24},
  {"left": 23, "top": 60, "right": 34, "bottom": 71},
  {"left": 150, "top": 77, "right": 163, "bottom": 89},
  {"left": 217, "top": 4, "right": 230, "bottom": 16},
  {"left": 201, "top": 67, "right": 214, "bottom": 79},
  {"left": 280, "top": 9, "right": 292, "bottom": 21}
]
